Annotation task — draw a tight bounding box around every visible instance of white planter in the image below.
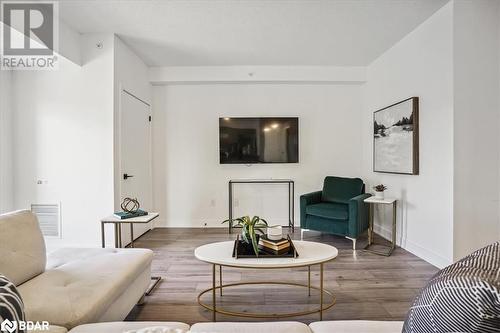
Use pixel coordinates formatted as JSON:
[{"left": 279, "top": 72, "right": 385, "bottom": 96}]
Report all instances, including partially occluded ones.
[
  {"left": 374, "top": 191, "right": 384, "bottom": 200},
  {"left": 267, "top": 226, "right": 283, "bottom": 240}
]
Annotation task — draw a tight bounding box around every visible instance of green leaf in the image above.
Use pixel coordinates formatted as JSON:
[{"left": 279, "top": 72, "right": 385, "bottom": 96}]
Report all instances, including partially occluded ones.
[
  {"left": 255, "top": 228, "right": 266, "bottom": 235},
  {"left": 248, "top": 223, "right": 259, "bottom": 257}
]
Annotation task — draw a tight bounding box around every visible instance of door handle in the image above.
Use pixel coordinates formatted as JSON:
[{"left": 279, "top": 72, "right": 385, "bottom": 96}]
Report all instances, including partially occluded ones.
[{"left": 123, "top": 173, "right": 134, "bottom": 180}]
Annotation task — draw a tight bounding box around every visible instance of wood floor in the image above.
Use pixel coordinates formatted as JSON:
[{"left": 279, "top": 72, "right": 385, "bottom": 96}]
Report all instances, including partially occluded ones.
[{"left": 126, "top": 228, "right": 438, "bottom": 324}]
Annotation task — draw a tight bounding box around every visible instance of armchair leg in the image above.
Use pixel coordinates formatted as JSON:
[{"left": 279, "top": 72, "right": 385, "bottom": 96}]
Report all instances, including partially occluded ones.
[
  {"left": 301, "top": 228, "right": 310, "bottom": 240},
  {"left": 345, "top": 236, "right": 357, "bottom": 250}
]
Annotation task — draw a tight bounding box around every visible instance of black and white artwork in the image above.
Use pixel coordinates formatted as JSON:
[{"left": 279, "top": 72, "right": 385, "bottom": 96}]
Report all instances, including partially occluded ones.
[{"left": 373, "top": 97, "right": 419, "bottom": 175}]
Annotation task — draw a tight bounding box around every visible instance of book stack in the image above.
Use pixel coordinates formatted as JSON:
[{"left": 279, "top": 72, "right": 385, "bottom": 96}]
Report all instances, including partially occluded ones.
[
  {"left": 113, "top": 209, "right": 148, "bottom": 220},
  {"left": 258, "top": 235, "right": 291, "bottom": 255}
]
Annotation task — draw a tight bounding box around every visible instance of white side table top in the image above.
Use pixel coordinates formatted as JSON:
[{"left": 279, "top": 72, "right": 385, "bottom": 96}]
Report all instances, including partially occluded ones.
[
  {"left": 364, "top": 197, "right": 396, "bottom": 204},
  {"left": 101, "top": 212, "right": 159, "bottom": 223},
  {"left": 194, "top": 241, "right": 338, "bottom": 268}
]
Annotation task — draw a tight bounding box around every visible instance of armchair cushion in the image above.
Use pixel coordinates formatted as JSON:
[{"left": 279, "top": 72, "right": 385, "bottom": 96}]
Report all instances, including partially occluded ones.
[
  {"left": 306, "top": 203, "right": 349, "bottom": 220},
  {"left": 322, "top": 177, "right": 364, "bottom": 204}
]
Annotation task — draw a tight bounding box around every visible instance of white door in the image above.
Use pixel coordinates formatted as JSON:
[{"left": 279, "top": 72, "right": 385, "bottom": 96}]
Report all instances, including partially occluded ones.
[{"left": 119, "top": 90, "right": 152, "bottom": 246}]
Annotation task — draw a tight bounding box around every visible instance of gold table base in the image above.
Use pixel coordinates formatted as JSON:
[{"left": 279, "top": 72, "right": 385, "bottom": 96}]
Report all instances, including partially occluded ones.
[{"left": 198, "top": 280, "right": 336, "bottom": 320}]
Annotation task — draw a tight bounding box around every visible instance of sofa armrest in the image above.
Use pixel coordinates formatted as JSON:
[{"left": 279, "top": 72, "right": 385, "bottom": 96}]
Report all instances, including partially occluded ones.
[
  {"left": 300, "top": 191, "right": 322, "bottom": 228},
  {"left": 347, "top": 193, "right": 371, "bottom": 238}
]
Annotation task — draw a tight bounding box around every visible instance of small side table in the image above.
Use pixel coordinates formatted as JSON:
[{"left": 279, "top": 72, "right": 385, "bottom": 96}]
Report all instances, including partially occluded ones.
[
  {"left": 363, "top": 197, "right": 397, "bottom": 256},
  {"left": 101, "top": 212, "right": 159, "bottom": 248},
  {"left": 100, "top": 212, "right": 161, "bottom": 295}
]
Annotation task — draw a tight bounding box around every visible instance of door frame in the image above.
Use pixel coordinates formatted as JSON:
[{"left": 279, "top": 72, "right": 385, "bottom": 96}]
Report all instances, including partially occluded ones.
[{"left": 115, "top": 85, "right": 153, "bottom": 218}]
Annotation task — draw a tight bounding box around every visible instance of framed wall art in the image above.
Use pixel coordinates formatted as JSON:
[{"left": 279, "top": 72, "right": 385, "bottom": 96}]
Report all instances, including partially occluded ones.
[{"left": 373, "top": 97, "right": 419, "bottom": 175}]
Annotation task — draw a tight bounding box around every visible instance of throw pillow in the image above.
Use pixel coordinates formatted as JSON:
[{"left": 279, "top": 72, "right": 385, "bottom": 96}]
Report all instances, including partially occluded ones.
[
  {"left": 402, "top": 241, "right": 500, "bottom": 333},
  {"left": 0, "top": 274, "right": 25, "bottom": 333}
]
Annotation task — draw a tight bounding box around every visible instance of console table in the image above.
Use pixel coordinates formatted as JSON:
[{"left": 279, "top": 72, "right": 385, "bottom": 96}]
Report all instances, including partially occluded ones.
[{"left": 228, "top": 179, "right": 295, "bottom": 233}]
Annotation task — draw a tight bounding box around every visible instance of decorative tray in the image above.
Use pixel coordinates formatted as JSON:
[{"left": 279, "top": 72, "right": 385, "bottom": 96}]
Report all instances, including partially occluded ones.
[{"left": 232, "top": 235, "right": 299, "bottom": 259}]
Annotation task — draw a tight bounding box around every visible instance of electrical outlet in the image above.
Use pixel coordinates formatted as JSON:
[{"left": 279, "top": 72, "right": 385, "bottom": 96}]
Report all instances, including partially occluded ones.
[{"left": 210, "top": 199, "right": 216, "bottom": 207}]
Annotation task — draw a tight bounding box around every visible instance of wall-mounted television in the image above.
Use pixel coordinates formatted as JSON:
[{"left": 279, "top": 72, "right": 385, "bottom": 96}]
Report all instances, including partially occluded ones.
[{"left": 219, "top": 117, "right": 299, "bottom": 164}]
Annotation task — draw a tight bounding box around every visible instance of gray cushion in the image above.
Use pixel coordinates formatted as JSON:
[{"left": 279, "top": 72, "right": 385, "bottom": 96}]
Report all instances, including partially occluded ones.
[
  {"left": 0, "top": 211, "right": 46, "bottom": 286},
  {"left": 402, "top": 241, "right": 500, "bottom": 333}
]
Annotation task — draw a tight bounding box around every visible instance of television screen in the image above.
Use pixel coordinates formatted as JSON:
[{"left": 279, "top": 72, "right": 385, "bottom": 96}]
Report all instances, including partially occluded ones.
[{"left": 219, "top": 117, "right": 299, "bottom": 164}]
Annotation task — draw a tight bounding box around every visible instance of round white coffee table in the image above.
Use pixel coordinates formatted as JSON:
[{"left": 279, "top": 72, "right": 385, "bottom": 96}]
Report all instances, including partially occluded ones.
[{"left": 194, "top": 240, "right": 338, "bottom": 321}]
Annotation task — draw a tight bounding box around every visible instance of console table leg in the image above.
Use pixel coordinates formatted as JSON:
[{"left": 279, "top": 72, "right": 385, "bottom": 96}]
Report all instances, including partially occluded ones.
[
  {"left": 368, "top": 203, "right": 373, "bottom": 246},
  {"left": 391, "top": 201, "right": 397, "bottom": 254},
  {"left": 308, "top": 266, "right": 311, "bottom": 296},
  {"left": 228, "top": 182, "right": 233, "bottom": 234},
  {"left": 114, "top": 223, "right": 119, "bottom": 248},
  {"left": 291, "top": 181, "right": 295, "bottom": 232},
  {"left": 130, "top": 223, "right": 134, "bottom": 248},
  {"left": 101, "top": 222, "right": 105, "bottom": 248},
  {"left": 320, "top": 263, "right": 324, "bottom": 320},
  {"left": 219, "top": 265, "right": 223, "bottom": 296},
  {"left": 212, "top": 264, "right": 217, "bottom": 321}
]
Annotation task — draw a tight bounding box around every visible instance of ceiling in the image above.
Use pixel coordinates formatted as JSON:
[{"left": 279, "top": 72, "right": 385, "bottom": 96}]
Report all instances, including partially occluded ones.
[{"left": 59, "top": 0, "right": 449, "bottom": 67}]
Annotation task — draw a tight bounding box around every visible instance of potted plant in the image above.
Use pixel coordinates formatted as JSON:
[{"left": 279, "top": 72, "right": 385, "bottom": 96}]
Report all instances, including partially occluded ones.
[
  {"left": 373, "top": 184, "right": 387, "bottom": 199},
  {"left": 222, "top": 216, "right": 268, "bottom": 256}
]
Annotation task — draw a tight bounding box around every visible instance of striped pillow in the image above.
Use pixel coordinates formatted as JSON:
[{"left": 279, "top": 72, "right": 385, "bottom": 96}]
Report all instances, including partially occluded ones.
[
  {"left": 0, "top": 275, "right": 25, "bottom": 333},
  {"left": 402, "top": 241, "right": 500, "bottom": 333}
]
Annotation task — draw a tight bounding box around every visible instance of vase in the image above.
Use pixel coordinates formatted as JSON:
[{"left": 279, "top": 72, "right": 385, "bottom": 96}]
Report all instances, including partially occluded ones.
[{"left": 375, "top": 191, "right": 384, "bottom": 199}]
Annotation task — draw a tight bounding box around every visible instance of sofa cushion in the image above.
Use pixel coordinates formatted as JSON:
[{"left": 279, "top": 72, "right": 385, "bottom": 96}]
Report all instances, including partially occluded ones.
[
  {"left": 0, "top": 210, "right": 46, "bottom": 285},
  {"left": 309, "top": 321, "right": 403, "bottom": 333},
  {"left": 18, "top": 248, "right": 153, "bottom": 329},
  {"left": 190, "top": 322, "right": 310, "bottom": 333},
  {"left": 68, "top": 322, "right": 189, "bottom": 333},
  {"left": 322, "top": 177, "right": 364, "bottom": 204},
  {"left": 306, "top": 203, "right": 348, "bottom": 220},
  {"left": 402, "top": 241, "right": 500, "bottom": 333},
  {"left": 29, "top": 326, "right": 68, "bottom": 333}
]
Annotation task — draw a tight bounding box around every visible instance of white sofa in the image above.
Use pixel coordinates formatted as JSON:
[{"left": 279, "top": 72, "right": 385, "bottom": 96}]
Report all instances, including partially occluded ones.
[
  {"left": 65, "top": 320, "right": 404, "bottom": 333},
  {"left": 1, "top": 210, "right": 403, "bottom": 333},
  {"left": 0, "top": 210, "right": 153, "bottom": 330}
]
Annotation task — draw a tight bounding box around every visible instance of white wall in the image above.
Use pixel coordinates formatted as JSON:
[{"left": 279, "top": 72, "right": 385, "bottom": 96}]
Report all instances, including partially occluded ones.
[
  {"left": 453, "top": 0, "right": 500, "bottom": 260},
  {"left": 152, "top": 83, "right": 364, "bottom": 227},
  {"left": 113, "top": 35, "right": 153, "bottom": 243},
  {"left": 12, "top": 33, "right": 115, "bottom": 249},
  {"left": 0, "top": 70, "right": 13, "bottom": 214},
  {"left": 362, "top": 2, "right": 455, "bottom": 268}
]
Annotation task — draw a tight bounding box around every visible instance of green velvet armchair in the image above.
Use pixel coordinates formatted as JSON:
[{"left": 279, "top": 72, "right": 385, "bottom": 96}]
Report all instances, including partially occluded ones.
[{"left": 300, "top": 176, "right": 371, "bottom": 249}]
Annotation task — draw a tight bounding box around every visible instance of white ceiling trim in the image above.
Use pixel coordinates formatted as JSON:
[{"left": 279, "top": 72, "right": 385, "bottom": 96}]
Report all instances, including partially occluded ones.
[{"left": 149, "top": 66, "right": 366, "bottom": 85}]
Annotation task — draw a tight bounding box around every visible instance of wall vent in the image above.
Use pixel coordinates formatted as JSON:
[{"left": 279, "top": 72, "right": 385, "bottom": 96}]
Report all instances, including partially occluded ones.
[{"left": 31, "top": 204, "right": 61, "bottom": 238}]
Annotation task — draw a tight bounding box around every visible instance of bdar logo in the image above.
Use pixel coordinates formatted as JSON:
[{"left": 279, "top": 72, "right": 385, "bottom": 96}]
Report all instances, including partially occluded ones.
[{"left": 0, "top": 319, "right": 17, "bottom": 333}]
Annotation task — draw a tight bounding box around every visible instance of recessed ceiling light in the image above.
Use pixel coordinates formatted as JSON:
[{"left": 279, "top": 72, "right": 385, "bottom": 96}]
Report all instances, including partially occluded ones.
[
  {"left": 263, "top": 127, "right": 270, "bottom": 132},
  {"left": 224, "top": 117, "right": 230, "bottom": 120},
  {"left": 271, "top": 123, "right": 279, "bottom": 129}
]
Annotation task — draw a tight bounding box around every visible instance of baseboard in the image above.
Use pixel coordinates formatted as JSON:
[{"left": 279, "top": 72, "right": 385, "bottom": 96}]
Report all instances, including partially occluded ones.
[
  {"left": 373, "top": 224, "right": 451, "bottom": 269},
  {"left": 154, "top": 218, "right": 293, "bottom": 228}
]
